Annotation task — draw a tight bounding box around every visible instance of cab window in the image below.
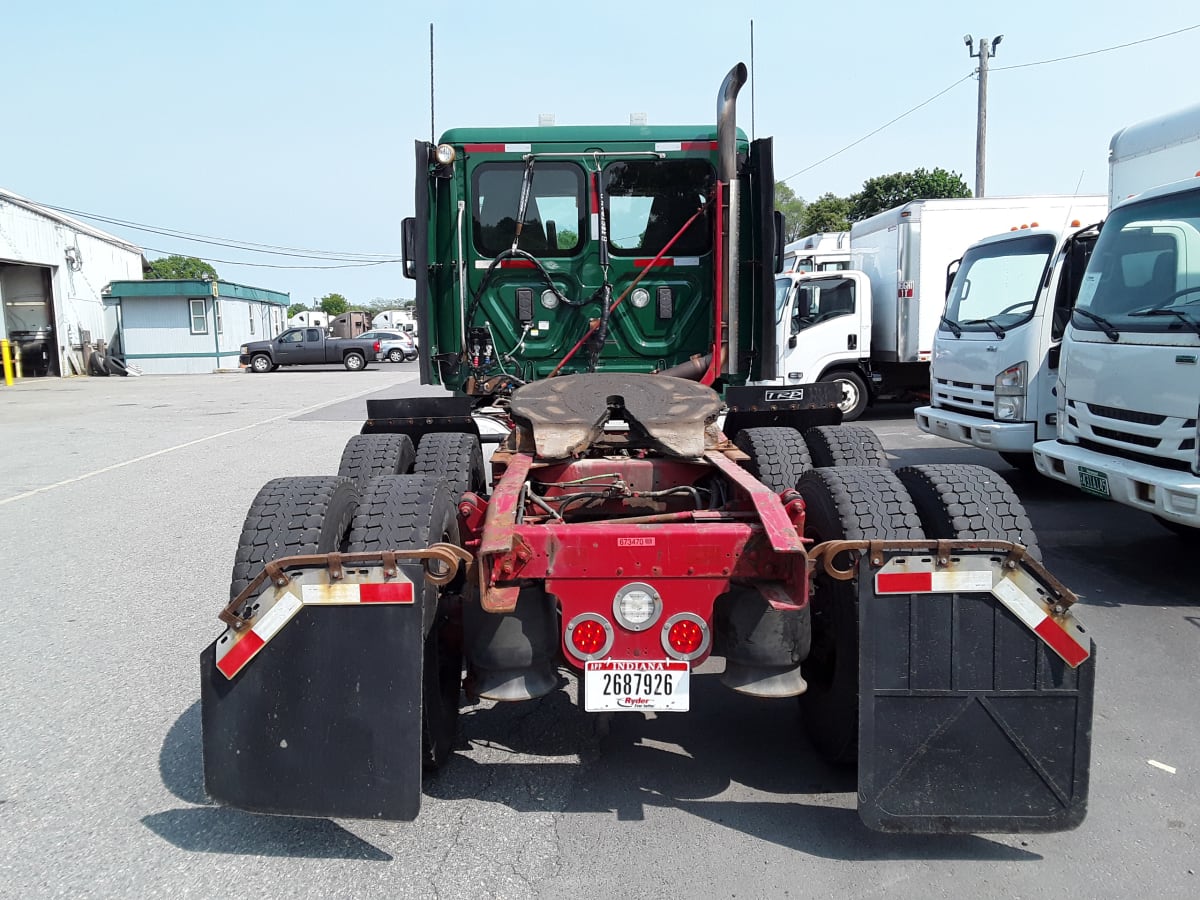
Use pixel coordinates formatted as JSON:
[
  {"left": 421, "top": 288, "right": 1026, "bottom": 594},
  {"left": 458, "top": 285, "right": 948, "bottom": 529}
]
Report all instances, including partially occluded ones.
[
  {"left": 472, "top": 162, "right": 585, "bottom": 257},
  {"left": 279, "top": 330, "right": 304, "bottom": 344},
  {"left": 604, "top": 159, "right": 714, "bottom": 256}
]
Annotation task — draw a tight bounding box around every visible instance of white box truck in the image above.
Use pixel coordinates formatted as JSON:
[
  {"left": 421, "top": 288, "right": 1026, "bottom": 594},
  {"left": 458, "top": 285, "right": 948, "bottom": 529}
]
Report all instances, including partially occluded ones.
[
  {"left": 781, "top": 231, "right": 850, "bottom": 273},
  {"left": 914, "top": 197, "right": 1108, "bottom": 466},
  {"left": 1033, "top": 103, "right": 1200, "bottom": 537},
  {"left": 764, "top": 197, "right": 1114, "bottom": 419}
]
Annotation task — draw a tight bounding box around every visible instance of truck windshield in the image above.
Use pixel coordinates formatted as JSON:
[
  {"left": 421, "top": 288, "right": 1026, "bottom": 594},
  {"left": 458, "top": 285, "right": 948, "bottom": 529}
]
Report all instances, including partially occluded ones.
[
  {"left": 1074, "top": 186, "right": 1200, "bottom": 335},
  {"left": 604, "top": 159, "right": 714, "bottom": 256},
  {"left": 472, "top": 161, "right": 585, "bottom": 257},
  {"left": 942, "top": 234, "right": 1055, "bottom": 333}
]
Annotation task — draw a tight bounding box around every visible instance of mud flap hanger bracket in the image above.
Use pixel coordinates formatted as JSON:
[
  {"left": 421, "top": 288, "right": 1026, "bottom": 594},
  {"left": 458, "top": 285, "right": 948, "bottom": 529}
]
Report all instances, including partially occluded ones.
[{"left": 217, "top": 544, "right": 474, "bottom": 631}]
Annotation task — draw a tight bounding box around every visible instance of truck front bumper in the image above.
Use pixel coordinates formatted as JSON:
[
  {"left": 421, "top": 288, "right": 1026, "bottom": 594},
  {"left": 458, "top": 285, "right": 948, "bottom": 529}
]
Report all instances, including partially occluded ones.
[
  {"left": 915, "top": 406, "right": 1034, "bottom": 453},
  {"left": 1033, "top": 439, "right": 1200, "bottom": 527},
  {"left": 237, "top": 354, "right": 251, "bottom": 367}
]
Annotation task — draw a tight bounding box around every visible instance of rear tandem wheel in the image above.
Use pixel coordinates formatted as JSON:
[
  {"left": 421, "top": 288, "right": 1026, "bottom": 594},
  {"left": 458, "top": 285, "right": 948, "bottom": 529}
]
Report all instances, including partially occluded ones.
[
  {"left": 795, "top": 466, "right": 924, "bottom": 765},
  {"left": 414, "top": 432, "right": 487, "bottom": 500},
  {"left": 733, "top": 426, "right": 813, "bottom": 492},
  {"left": 346, "top": 474, "right": 464, "bottom": 770},
  {"left": 337, "top": 433, "right": 416, "bottom": 490}
]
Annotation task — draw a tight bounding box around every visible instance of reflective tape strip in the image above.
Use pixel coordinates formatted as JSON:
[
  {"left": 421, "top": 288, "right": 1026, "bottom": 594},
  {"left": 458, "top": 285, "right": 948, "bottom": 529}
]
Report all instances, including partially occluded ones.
[
  {"left": 654, "top": 140, "right": 717, "bottom": 152},
  {"left": 462, "top": 143, "right": 531, "bottom": 153},
  {"left": 992, "top": 578, "right": 1089, "bottom": 667},
  {"left": 634, "top": 258, "right": 673, "bottom": 268},
  {"left": 591, "top": 213, "right": 600, "bottom": 240},
  {"left": 215, "top": 591, "right": 303, "bottom": 679},
  {"left": 473, "top": 259, "right": 536, "bottom": 269},
  {"left": 876, "top": 569, "right": 993, "bottom": 594},
  {"left": 672, "top": 256, "right": 700, "bottom": 267},
  {"left": 301, "top": 582, "right": 415, "bottom": 604}
]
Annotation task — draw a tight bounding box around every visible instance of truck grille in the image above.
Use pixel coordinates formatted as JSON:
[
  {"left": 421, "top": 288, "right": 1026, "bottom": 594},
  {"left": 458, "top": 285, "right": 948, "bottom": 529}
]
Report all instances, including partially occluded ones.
[
  {"left": 1063, "top": 394, "right": 1195, "bottom": 468},
  {"left": 1086, "top": 403, "right": 1166, "bottom": 426},
  {"left": 931, "top": 377, "right": 993, "bottom": 418}
]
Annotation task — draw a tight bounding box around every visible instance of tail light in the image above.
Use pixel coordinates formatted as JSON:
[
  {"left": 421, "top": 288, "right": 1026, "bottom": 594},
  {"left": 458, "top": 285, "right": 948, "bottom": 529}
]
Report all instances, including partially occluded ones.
[
  {"left": 661, "top": 613, "right": 710, "bottom": 661},
  {"left": 373, "top": 340, "right": 381, "bottom": 353},
  {"left": 566, "top": 613, "right": 613, "bottom": 661}
]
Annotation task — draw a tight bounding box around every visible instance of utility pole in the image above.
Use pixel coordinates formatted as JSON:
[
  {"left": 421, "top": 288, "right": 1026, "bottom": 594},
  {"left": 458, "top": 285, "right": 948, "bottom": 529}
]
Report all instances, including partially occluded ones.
[{"left": 963, "top": 33, "right": 1002, "bottom": 197}]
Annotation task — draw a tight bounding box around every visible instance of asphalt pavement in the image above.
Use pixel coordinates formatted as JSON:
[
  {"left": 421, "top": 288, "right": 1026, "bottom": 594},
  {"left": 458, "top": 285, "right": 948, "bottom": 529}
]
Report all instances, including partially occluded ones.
[{"left": 0, "top": 367, "right": 1196, "bottom": 898}]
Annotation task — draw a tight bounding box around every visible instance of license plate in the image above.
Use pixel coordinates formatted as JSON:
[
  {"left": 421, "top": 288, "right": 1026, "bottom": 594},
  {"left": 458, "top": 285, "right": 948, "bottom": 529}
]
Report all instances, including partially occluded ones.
[
  {"left": 583, "top": 661, "right": 689, "bottom": 712},
  {"left": 1077, "top": 465, "right": 1111, "bottom": 498}
]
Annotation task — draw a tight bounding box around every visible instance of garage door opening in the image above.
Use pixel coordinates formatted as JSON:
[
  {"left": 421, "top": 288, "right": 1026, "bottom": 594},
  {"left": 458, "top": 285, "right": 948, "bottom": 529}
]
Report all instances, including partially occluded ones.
[{"left": 1, "top": 263, "right": 58, "bottom": 377}]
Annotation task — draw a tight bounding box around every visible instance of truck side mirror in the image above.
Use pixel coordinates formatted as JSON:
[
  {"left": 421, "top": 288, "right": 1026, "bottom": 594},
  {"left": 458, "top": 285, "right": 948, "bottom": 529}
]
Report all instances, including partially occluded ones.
[
  {"left": 788, "top": 334, "right": 798, "bottom": 349},
  {"left": 773, "top": 211, "right": 786, "bottom": 274},
  {"left": 401, "top": 217, "right": 416, "bottom": 280}
]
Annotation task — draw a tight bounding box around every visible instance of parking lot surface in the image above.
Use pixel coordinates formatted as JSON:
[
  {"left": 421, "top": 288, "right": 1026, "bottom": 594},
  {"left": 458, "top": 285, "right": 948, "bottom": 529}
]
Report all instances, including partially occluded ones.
[{"left": 1, "top": 370, "right": 1196, "bottom": 898}]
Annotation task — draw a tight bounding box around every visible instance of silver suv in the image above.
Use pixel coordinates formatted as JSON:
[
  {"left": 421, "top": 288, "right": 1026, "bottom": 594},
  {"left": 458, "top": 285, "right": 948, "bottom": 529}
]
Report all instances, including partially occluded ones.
[{"left": 360, "top": 329, "right": 417, "bottom": 363}]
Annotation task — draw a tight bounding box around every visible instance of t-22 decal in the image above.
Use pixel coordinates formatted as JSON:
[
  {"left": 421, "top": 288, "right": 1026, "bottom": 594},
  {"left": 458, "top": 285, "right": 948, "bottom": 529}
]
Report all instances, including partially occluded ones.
[{"left": 764, "top": 389, "right": 805, "bottom": 402}]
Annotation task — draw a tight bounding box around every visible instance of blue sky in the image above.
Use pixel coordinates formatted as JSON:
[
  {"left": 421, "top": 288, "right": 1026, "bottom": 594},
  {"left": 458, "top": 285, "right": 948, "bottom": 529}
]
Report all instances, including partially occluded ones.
[{"left": 2, "top": 1, "right": 1196, "bottom": 307}]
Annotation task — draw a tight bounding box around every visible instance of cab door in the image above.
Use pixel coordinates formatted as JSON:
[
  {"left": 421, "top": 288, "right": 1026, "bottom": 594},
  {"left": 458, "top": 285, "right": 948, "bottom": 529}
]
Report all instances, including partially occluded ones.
[{"left": 782, "top": 273, "right": 869, "bottom": 381}]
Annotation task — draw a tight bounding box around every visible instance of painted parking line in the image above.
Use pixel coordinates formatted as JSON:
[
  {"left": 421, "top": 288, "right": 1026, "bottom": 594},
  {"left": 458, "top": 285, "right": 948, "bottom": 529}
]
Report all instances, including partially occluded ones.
[{"left": 0, "top": 383, "right": 389, "bottom": 506}]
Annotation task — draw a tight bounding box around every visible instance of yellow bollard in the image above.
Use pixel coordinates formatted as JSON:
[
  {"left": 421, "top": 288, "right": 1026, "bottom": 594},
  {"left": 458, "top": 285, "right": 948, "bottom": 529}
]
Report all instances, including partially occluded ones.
[{"left": 1, "top": 340, "right": 13, "bottom": 387}]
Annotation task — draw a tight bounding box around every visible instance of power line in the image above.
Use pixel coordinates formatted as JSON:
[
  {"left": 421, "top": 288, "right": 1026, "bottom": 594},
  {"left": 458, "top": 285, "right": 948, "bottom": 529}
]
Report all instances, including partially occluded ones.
[
  {"left": 136, "top": 248, "right": 398, "bottom": 270},
  {"left": 35, "top": 201, "right": 401, "bottom": 261},
  {"left": 779, "top": 74, "right": 973, "bottom": 184},
  {"left": 994, "top": 23, "right": 1200, "bottom": 71},
  {"left": 780, "top": 23, "right": 1199, "bottom": 185}
]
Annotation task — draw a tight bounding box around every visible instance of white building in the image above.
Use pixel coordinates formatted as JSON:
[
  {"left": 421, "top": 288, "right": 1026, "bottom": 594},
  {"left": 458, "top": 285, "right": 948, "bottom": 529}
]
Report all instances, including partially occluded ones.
[{"left": 0, "top": 187, "right": 145, "bottom": 377}]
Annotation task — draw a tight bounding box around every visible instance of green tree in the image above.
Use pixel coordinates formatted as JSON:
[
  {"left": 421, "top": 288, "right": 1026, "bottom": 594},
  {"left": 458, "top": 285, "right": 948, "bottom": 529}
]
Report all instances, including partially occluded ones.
[
  {"left": 774, "top": 182, "right": 807, "bottom": 243},
  {"left": 850, "top": 167, "right": 972, "bottom": 221},
  {"left": 319, "top": 293, "right": 349, "bottom": 316},
  {"left": 287, "top": 302, "right": 309, "bottom": 318},
  {"left": 802, "top": 193, "right": 853, "bottom": 234},
  {"left": 146, "top": 255, "right": 218, "bottom": 280}
]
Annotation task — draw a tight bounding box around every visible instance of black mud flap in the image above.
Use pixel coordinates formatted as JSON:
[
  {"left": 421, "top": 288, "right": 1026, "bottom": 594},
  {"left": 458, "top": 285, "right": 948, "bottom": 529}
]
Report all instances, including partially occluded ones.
[
  {"left": 857, "top": 552, "right": 1095, "bottom": 833},
  {"left": 201, "top": 600, "right": 425, "bottom": 820}
]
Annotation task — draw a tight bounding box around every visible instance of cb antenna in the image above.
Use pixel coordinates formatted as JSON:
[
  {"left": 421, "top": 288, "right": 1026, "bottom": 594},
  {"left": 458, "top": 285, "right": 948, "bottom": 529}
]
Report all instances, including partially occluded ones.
[{"left": 429, "top": 23, "right": 435, "bottom": 143}]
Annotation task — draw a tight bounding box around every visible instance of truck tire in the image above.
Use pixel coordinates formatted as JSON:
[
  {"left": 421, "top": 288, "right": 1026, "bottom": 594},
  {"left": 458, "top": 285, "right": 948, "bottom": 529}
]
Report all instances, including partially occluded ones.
[
  {"left": 733, "top": 427, "right": 812, "bottom": 492},
  {"left": 346, "top": 474, "right": 463, "bottom": 770},
  {"left": 229, "top": 476, "right": 359, "bottom": 602},
  {"left": 343, "top": 351, "right": 366, "bottom": 371},
  {"left": 796, "top": 466, "right": 924, "bottom": 765},
  {"left": 414, "top": 432, "right": 486, "bottom": 501},
  {"left": 337, "top": 433, "right": 416, "bottom": 489},
  {"left": 802, "top": 424, "right": 888, "bottom": 468},
  {"left": 896, "top": 464, "right": 1041, "bottom": 561},
  {"left": 249, "top": 354, "right": 272, "bottom": 374},
  {"left": 820, "top": 370, "right": 869, "bottom": 421}
]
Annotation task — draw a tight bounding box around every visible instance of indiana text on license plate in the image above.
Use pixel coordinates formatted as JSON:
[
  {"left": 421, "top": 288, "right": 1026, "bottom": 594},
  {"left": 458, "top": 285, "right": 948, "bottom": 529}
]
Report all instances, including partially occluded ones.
[
  {"left": 1077, "top": 465, "right": 1111, "bottom": 497},
  {"left": 584, "top": 661, "right": 689, "bottom": 712}
]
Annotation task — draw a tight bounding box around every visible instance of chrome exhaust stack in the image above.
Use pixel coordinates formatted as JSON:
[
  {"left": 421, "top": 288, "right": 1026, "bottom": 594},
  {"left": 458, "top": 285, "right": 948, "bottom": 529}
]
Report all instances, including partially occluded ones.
[{"left": 717, "top": 63, "right": 747, "bottom": 376}]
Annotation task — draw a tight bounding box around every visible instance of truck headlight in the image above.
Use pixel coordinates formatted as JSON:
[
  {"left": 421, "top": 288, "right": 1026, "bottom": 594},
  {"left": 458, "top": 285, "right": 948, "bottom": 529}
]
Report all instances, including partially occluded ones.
[
  {"left": 240, "top": 345, "right": 248, "bottom": 355},
  {"left": 994, "top": 362, "right": 1027, "bottom": 422}
]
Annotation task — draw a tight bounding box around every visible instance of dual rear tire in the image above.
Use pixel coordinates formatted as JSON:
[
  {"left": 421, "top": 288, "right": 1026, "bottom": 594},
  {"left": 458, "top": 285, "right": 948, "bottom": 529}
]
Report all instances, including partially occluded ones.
[{"left": 796, "top": 462, "right": 1041, "bottom": 765}]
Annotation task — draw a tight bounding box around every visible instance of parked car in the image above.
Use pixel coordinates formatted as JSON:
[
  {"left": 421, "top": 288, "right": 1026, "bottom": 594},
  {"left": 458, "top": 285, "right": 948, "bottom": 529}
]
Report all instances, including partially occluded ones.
[
  {"left": 360, "top": 329, "right": 417, "bottom": 363},
  {"left": 239, "top": 327, "right": 379, "bottom": 372}
]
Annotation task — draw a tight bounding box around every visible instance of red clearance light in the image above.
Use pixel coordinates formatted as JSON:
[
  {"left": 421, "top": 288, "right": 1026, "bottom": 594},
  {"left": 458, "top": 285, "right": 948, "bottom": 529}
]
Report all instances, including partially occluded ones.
[
  {"left": 1019, "top": 224, "right": 1029, "bottom": 229},
  {"left": 1029, "top": 221, "right": 1039, "bottom": 228},
  {"left": 571, "top": 620, "right": 608, "bottom": 656},
  {"left": 667, "top": 619, "right": 704, "bottom": 655},
  {"left": 1070, "top": 219, "right": 1082, "bottom": 227}
]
